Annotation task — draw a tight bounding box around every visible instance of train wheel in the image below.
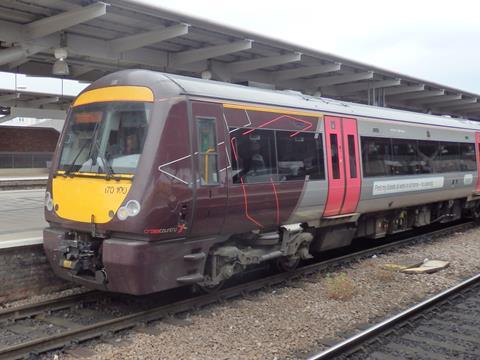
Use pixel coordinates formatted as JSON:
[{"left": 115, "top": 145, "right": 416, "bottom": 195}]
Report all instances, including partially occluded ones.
[
  {"left": 196, "top": 280, "right": 225, "bottom": 294},
  {"left": 276, "top": 256, "right": 300, "bottom": 272},
  {"left": 473, "top": 204, "right": 480, "bottom": 224}
]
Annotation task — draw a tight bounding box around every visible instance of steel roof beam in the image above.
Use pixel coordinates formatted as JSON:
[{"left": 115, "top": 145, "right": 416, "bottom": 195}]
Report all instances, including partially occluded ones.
[
  {"left": 409, "top": 94, "right": 462, "bottom": 105},
  {"left": 459, "top": 106, "right": 480, "bottom": 114},
  {"left": 171, "top": 39, "right": 253, "bottom": 65},
  {"left": 433, "top": 98, "right": 477, "bottom": 109},
  {"left": 384, "top": 84, "right": 425, "bottom": 96},
  {"left": 389, "top": 89, "right": 445, "bottom": 101},
  {"left": 25, "top": 96, "right": 60, "bottom": 107},
  {"left": 447, "top": 101, "right": 480, "bottom": 111},
  {"left": 26, "top": 2, "right": 107, "bottom": 39},
  {"left": 305, "top": 71, "right": 374, "bottom": 89},
  {"left": 328, "top": 79, "right": 401, "bottom": 94},
  {"left": 274, "top": 63, "right": 341, "bottom": 82},
  {"left": 228, "top": 52, "right": 302, "bottom": 73},
  {"left": 110, "top": 23, "right": 190, "bottom": 53},
  {"left": 0, "top": 45, "right": 47, "bottom": 66}
]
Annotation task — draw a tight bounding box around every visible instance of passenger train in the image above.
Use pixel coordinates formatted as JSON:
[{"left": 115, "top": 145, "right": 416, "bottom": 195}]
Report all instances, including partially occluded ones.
[{"left": 43, "top": 70, "right": 480, "bottom": 294}]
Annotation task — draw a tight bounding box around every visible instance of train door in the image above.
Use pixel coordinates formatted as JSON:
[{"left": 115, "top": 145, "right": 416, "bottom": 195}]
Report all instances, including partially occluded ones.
[
  {"left": 189, "top": 101, "right": 228, "bottom": 236},
  {"left": 323, "top": 116, "right": 361, "bottom": 216},
  {"left": 476, "top": 132, "right": 480, "bottom": 192}
]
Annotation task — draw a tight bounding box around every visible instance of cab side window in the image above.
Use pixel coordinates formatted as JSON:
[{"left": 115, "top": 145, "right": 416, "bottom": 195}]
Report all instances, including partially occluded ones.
[{"left": 197, "top": 117, "right": 219, "bottom": 185}]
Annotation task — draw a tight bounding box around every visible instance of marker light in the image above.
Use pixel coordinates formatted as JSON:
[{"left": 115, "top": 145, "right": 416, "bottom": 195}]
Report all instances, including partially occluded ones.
[
  {"left": 117, "top": 200, "right": 141, "bottom": 221},
  {"left": 45, "top": 191, "right": 54, "bottom": 212}
]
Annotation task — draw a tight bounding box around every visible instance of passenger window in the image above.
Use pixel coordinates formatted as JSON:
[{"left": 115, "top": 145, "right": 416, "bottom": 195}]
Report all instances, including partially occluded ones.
[
  {"left": 347, "top": 135, "right": 357, "bottom": 178},
  {"left": 459, "top": 143, "right": 477, "bottom": 171},
  {"left": 230, "top": 128, "right": 277, "bottom": 184},
  {"left": 361, "top": 136, "right": 392, "bottom": 177},
  {"left": 391, "top": 139, "right": 418, "bottom": 175},
  {"left": 197, "top": 117, "right": 219, "bottom": 185},
  {"left": 330, "top": 134, "right": 340, "bottom": 179},
  {"left": 276, "top": 131, "right": 325, "bottom": 181},
  {"left": 417, "top": 140, "right": 439, "bottom": 174},
  {"left": 437, "top": 142, "right": 460, "bottom": 173}
]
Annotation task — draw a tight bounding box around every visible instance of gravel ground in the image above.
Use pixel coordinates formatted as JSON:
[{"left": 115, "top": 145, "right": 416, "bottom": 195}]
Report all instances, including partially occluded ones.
[
  {"left": 1, "top": 286, "right": 86, "bottom": 310},
  {"left": 45, "top": 228, "right": 480, "bottom": 359}
]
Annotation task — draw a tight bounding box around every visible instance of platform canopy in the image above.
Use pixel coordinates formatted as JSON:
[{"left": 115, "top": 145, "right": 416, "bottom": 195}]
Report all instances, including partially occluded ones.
[{"left": 0, "top": 0, "right": 479, "bottom": 121}]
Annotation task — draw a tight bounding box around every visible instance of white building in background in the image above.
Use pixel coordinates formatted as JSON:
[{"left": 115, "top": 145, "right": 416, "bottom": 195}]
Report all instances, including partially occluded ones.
[{"left": 0, "top": 71, "right": 88, "bottom": 131}]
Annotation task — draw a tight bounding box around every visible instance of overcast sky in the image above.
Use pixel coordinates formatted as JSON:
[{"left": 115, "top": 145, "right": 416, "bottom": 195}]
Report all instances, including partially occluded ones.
[
  {"left": 148, "top": 0, "right": 480, "bottom": 94},
  {"left": 1, "top": 0, "right": 479, "bottom": 98}
]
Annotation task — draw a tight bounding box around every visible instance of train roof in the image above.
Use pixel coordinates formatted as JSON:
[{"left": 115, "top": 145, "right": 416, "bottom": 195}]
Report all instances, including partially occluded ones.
[
  {"left": 88, "top": 70, "right": 480, "bottom": 132},
  {"left": 163, "top": 72, "right": 480, "bottom": 132}
]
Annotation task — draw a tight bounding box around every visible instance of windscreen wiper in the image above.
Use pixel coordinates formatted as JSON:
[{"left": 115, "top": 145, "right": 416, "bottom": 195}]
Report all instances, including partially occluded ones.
[
  {"left": 92, "top": 139, "right": 115, "bottom": 178},
  {"left": 63, "top": 139, "right": 91, "bottom": 176},
  {"left": 64, "top": 120, "right": 101, "bottom": 176}
]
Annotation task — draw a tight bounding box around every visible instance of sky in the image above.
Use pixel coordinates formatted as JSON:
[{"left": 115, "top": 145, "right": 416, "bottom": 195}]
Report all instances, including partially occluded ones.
[
  {"left": 149, "top": 0, "right": 480, "bottom": 94},
  {"left": 1, "top": 0, "right": 479, "bottom": 101}
]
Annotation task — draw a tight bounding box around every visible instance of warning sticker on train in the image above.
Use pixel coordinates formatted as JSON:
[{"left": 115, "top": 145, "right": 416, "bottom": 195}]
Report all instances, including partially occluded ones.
[{"left": 373, "top": 177, "right": 444, "bottom": 196}]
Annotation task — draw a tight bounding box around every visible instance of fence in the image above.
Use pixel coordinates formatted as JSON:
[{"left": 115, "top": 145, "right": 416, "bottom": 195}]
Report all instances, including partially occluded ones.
[{"left": 0, "top": 152, "right": 53, "bottom": 169}]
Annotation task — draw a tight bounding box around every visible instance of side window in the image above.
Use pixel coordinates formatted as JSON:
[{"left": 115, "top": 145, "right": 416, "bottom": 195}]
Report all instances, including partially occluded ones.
[
  {"left": 437, "top": 142, "right": 460, "bottom": 172},
  {"left": 459, "top": 143, "right": 477, "bottom": 171},
  {"left": 230, "top": 128, "right": 277, "bottom": 184},
  {"left": 417, "top": 140, "right": 439, "bottom": 174},
  {"left": 347, "top": 135, "right": 357, "bottom": 178},
  {"left": 361, "top": 136, "right": 392, "bottom": 177},
  {"left": 391, "top": 139, "right": 418, "bottom": 175},
  {"left": 330, "top": 134, "right": 340, "bottom": 179},
  {"left": 276, "top": 131, "right": 325, "bottom": 181},
  {"left": 197, "top": 117, "right": 218, "bottom": 185}
]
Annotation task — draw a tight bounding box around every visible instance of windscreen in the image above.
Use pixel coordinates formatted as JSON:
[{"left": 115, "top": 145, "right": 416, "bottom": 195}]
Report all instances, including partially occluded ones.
[{"left": 58, "top": 101, "right": 151, "bottom": 175}]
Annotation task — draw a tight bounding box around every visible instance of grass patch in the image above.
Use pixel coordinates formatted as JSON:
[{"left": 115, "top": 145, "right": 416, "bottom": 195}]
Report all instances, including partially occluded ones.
[
  {"left": 324, "top": 273, "right": 357, "bottom": 301},
  {"left": 372, "top": 267, "right": 396, "bottom": 283}
]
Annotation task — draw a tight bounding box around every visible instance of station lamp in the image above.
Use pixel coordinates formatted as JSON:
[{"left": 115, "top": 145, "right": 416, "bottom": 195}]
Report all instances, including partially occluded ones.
[{"left": 52, "top": 47, "right": 70, "bottom": 76}]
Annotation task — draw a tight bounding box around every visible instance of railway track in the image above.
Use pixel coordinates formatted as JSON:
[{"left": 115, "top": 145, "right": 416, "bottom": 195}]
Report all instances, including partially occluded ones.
[
  {"left": 0, "top": 221, "right": 475, "bottom": 360},
  {"left": 307, "top": 272, "right": 480, "bottom": 360}
]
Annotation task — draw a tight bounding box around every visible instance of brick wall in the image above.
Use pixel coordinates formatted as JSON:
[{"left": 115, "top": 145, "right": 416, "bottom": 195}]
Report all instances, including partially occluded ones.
[
  {"left": 0, "top": 126, "right": 59, "bottom": 152},
  {"left": 0, "top": 244, "right": 72, "bottom": 304}
]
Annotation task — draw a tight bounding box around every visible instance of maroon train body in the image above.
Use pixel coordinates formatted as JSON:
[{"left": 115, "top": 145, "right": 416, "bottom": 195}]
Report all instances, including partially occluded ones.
[{"left": 43, "top": 70, "right": 480, "bottom": 294}]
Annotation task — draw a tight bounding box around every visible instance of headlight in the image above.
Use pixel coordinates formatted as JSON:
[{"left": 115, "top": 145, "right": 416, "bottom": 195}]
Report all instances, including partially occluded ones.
[
  {"left": 117, "top": 206, "right": 129, "bottom": 221},
  {"left": 117, "top": 200, "right": 141, "bottom": 221},
  {"left": 126, "top": 200, "right": 141, "bottom": 216},
  {"left": 45, "top": 191, "right": 54, "bottom": 212}
]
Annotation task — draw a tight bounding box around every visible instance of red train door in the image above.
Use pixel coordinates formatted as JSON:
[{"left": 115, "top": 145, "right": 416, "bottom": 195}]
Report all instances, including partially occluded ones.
[
  {"left": 323, "top": 116, "right": 361, "bottom": 216},
  {"left": 340, "top": 118, "right": 361, "bottom": 213},
  {"left": 476, "top": 132, "right": 480, "bottom": 192}
]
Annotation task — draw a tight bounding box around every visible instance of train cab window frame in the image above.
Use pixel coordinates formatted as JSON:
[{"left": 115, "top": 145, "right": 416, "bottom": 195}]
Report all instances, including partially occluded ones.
[{"left": 196, "top": 117, "right": 219, "bottom": 186}]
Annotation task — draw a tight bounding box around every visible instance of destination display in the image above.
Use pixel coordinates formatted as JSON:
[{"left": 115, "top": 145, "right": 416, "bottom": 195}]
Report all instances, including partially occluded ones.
[{"left": 373, "top": 177, "right": 444, "bottom": 195}]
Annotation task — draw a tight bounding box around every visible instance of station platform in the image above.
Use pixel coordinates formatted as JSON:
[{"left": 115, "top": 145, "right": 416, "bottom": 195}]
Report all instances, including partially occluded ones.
[
  {"left": 0, "top": 189, "right": 46, "bottom": 249},
  {"left": 0, "top": 175, "right": 48, "bottom": 190},
  {"left": 0, "top": 189, "right": 72, "bottom": 304}
]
